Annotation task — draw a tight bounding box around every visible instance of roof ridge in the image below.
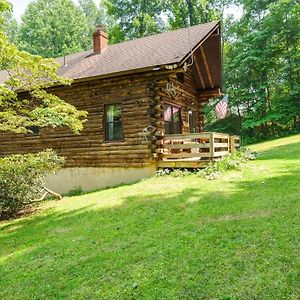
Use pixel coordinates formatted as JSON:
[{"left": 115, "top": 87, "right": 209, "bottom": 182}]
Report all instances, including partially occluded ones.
[
  {"left": 107, "top": 20, "right": 219, "bottom": 47},
  {"left": 0, "top": 21, "right": 221, "bottom": 84},
  {"left": 60, "top": 20, "right": 220, "bottom": 61}
]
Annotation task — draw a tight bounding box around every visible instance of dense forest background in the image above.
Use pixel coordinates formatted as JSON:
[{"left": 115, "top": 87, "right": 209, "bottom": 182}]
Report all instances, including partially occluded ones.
[{"left": 1, "top": 0, "right": 299, "bottom": 144}]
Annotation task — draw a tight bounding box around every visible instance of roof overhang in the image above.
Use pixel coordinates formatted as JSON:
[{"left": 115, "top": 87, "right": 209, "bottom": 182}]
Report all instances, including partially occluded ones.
[{"left": 180, "top": 22, "right": 222, "bottom": 93}]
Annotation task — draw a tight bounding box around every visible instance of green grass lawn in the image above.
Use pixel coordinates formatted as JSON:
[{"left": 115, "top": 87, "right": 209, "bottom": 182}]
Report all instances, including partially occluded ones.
[{"left": 1, "top": 135, "right": 300, "bottom": 299}]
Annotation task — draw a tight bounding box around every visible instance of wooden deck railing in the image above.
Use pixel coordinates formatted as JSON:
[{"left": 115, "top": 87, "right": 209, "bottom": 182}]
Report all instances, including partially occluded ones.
[{"left": 157, "top": 132, "right": 240, "bottom": 168}]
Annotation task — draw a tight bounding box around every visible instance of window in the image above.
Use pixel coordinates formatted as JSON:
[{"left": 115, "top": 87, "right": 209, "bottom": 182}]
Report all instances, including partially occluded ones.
[
  {"left": 25, "top": 126, "right": 40, "bottom": 136},
  {"left": 105, "top": 104, "right": 123, "bottom": 141},
  {"left": 189, "top": 110, "right": 197, "bottom": 133},
  {"left": 164, "top": 104, "right": 181, "bottom": 134}
]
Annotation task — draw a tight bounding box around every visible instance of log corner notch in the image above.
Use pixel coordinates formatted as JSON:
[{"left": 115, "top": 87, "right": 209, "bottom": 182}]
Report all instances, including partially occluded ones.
[{"left": 146, "top": 81, "right": 163, "bottom": 159}]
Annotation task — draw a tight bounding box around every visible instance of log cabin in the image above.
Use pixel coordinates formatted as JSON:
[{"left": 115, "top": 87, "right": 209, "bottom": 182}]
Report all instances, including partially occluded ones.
[{"left": 0, "top": 21, "right": 239, "bottom": 193}]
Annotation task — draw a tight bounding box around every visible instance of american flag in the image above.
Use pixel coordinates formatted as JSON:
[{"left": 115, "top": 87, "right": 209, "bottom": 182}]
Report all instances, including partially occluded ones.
[
  {"left": 164, "top": 105, "right": 172, "bottom": 121},
  {"left": 215, "top": 95, "right": 228, "bottom": 119}
]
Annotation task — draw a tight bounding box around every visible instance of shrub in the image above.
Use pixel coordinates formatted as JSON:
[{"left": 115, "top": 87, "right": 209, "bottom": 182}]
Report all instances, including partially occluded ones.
[
  {"left": 198, "top": 147, "right": 257, "bottom": 180},
  {"left": 156, "top": 168, "right": 171, "bottom": 176},
  {"left": 65, "top": 187, "right": 84, "bottom": 197},
  {"left": 0, "top": 149, "right": 64, "bottom": 219},
  {"left": 156, "top": 168, "right": 191, "bottom": 177},
  {"left": 156, "top": 148, "right": 257, "bottom": 180}
]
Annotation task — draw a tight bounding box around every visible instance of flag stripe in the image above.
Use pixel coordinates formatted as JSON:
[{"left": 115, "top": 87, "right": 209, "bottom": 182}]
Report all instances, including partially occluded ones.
[{"left": 215, "top": 95, "right": 228, "bottom": 119}]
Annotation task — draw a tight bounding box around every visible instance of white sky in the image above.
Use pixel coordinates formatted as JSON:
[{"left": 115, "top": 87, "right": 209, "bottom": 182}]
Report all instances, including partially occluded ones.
[{"left": 10, "top": 0, "right": 243, "bottom": 22}]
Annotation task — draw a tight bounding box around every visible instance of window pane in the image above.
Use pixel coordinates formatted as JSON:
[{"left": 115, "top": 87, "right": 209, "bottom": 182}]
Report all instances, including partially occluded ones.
[
  {"left": 173, "top": 122, "right": 181, "bottom": 134},
  {"left": 189, "top": 110, "right": 197, "bottom": 133},
  {"left": 164, "top": 121, "right": 172, "bottom": 134},
  {"left": 163, "top": 104, "right": 181, "bottom": 134},
  {"left": 106, "top": 104, "right": 122, "bottom": 122},
  {"left": 105, "top": 104, "right": 123, "bottom": 141},
  {"left": 106, "top": 122, "right": 122, "bottom": 140},
  {"left": 164, "top": 105, "right": 172, "bottom": 122},
  {"left": 26, "top": 126, "right": 40, "bottom": 135},
  {"left": 172, "top": 107, "right": 181, "bottom": 122}
]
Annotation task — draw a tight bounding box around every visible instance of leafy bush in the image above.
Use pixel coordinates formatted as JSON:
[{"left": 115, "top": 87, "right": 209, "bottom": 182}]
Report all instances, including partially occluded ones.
[
  {"left": 156, "top": 168, "right": 191, "bottom": 177},
  {"left": 157, "top": 148, "right": 257, "bottom": 180},
  {"left": 156, "top": 168, "right": 171, "bottom": 176},
  {"left": 65, "top": 187, "right": 84, "bottom": 197},
  {"left": 198, "top": 147, "right": 257, "bottom": 180},
  {"left": 0, "top": 150, "right": 64, "bottom": 219}
]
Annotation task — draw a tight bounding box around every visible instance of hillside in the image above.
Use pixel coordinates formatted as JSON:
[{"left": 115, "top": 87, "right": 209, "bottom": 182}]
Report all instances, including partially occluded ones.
[{"left": 1, "top": 134, "right": 300, "bottom": 299}]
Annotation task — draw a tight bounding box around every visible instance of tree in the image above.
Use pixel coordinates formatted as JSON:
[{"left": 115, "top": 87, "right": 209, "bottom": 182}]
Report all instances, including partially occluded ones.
[
  {"left": 104, "top": 0, "right": 167, "bottom": 43},
  {"left": 18, "top": 0, "right": 91, "bottom": 58},
  {"left": 0, "top": 1, "right": 18, "bottom": 43},
  {"left": 223, "top": 0, "right": 300, "bottom": 141},
  {"left": 79, "top": 0, "right": 118, "bottom": 42},
  {"left": 166, "top": 0, "right": 221, "bottom": 29},
  {"left": 0, "top": 0, "right": 87, "bottom": 134},
  {"left": 79, "top": 0, "right": 99, "bottom": 27}
]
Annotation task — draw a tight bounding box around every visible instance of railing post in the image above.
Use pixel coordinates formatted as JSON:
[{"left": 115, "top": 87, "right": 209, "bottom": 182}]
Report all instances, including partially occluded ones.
[
  {"left": 236, "top": 136, "right": 240, "bottom": 149},
  {"left": 226, "top": 134, "right": 230, "bottom": 154},
  {"left": 210, "top": 132, "right": 215, "bottom": 161},
  {"left": 230, "top": 135, "right": 235, "bottom": 153}
]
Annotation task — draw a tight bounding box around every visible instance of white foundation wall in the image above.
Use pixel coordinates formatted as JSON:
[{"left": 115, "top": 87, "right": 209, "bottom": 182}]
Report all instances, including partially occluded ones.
[{"left": 45, "top": 166, "right": 157, "bottom": 194}]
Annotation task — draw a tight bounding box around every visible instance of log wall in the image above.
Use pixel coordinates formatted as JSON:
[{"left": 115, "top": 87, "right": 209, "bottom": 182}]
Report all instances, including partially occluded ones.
[
  {"left": 150, "top": 68, "right": 203, "bottom": 154},
  {"left": 0, "top": 69, "right": 204, "bottom": 168}
]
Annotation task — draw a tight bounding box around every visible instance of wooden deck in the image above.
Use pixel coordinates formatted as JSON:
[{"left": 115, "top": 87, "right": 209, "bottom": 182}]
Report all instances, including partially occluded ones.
[{"left": 157, "top": 132, "right": 240, "bottom": 168}]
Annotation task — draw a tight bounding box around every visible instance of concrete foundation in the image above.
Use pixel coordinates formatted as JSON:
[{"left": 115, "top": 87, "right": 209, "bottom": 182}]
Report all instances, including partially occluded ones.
[{"left": 45, "top": 165, "right": 157, "bottom": 194}]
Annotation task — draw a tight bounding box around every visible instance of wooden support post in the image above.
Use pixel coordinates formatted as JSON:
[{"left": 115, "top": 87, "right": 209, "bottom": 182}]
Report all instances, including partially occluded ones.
[
  {"left": 227, "top": 134, "right": 230, "bottom": 155},
  {"left": 194, "top": 54, "right": 206, "bottom": 90},
  {"left": 230, "top": 136, "right": 235, "bottom": 153},
  {"left": 200, "top": 46, "right": 214, "bottom": 89},
  {"left": 210, "top": 132, "right": 215, "bottom": 161}
]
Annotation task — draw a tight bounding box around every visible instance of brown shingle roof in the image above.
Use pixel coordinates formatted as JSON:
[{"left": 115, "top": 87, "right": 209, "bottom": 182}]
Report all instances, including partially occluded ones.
[{"left": 0, "top": 21, "right": 219, "bottom": 83}]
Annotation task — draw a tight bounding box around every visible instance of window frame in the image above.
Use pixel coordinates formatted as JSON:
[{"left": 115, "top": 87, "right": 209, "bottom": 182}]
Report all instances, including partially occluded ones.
[
  {"left": 188, "top": 109, "right": 197, "bottom": 133},
  {"left": 104, "top": 103, "right": 123, "bottom": 142},
  {"left": 163, "top": 103, "right": 182, "bottom": 135}
]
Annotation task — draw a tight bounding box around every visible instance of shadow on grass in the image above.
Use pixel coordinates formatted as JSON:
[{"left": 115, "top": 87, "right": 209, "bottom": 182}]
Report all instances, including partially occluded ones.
[{"left": 1, "top": 163, "right": 300, "bottom": 299}]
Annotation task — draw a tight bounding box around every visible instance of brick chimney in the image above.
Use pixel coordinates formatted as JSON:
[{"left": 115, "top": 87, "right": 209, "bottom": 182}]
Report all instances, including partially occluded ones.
[{"left": 93, "top": 25, "right": 108, "bottom": 54}]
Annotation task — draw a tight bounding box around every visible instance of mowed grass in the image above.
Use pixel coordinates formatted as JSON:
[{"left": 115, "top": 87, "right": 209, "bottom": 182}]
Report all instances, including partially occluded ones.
[{"left": 1, "top": 135, "right": 300, "bottom": 299}]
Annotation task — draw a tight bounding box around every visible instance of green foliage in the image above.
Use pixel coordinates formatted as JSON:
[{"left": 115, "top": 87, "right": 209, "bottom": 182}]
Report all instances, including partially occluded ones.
[
  {"left": 204, "top": 114, "right": 242, "bottom": 136},
  {"left": 221, "top": 0, "right": 300, "bottom": 142},
  {"left": 103, "top": 0, "right": 167, "bottom": 42},
  {"left": 18, "top": 0, "right": 91, "bottom": 58},
  {"left": 0, "top": 150, "right": 63, "bottom": 219},
  {"left": 0, "top": 2, "right": 18, "bottom": 43},
  {"left": 157, "top": 148, "right": 257, "bottom": 180},
  {"left": 198, "top": 147, "right": 257, "bottom": 180},
  {"left": 0, "top": 0, "right": 87, "bottom": 134},
  {"left": 65, "top": 187, "right": 85, "bottom": 197},
  {"left": 166, "top": 0, "right": 221, "bottom": 29},
  {"left": 157, "top": 168, "right": 191, "bottom": 177},
  {"left": 79, "top": 0, "right": 100, "bottom": 27},
  {"left": 79, "top": 0, "right": 108, "bottom": 40}
]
